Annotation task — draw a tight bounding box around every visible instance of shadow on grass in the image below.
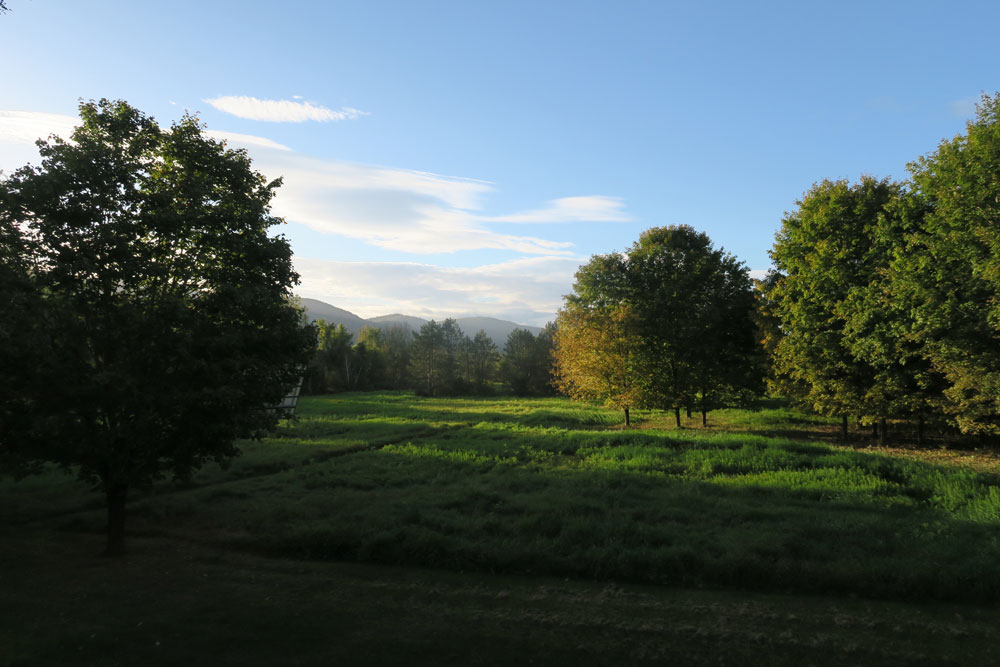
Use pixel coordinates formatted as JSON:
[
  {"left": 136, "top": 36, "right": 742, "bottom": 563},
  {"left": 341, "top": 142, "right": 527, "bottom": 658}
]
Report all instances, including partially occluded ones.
[
  {"left": 8, "top": 391, "right": 1000, "bottom": 606},
  {"left": 140, "top": 427, "right": 1000, "bottom": 604}
]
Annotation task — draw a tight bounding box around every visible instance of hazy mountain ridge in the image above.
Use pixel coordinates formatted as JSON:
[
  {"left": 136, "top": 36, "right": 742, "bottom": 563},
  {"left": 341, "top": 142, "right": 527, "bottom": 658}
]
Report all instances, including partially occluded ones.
[{"left": 300, "top": 298, "right": 544, "bottom": 344}]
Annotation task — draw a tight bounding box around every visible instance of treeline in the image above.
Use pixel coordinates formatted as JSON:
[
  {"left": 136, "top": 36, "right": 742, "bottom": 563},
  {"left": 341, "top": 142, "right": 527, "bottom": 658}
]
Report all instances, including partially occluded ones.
[
  {"left": 761, "top": 93, "right": 1000, "bottom": 441},
  {"left": 304, "top": 318, "right": 556, "bottom": 397}
]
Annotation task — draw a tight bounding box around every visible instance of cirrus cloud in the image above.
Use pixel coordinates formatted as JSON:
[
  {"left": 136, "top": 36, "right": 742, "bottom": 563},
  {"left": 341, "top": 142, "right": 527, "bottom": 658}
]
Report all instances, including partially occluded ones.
[
  {"left": 204, "top": 96, "right": 369, "bottom": 123},
  {"left": 489, "top": 195, "right": 631, "bottom": 223}
]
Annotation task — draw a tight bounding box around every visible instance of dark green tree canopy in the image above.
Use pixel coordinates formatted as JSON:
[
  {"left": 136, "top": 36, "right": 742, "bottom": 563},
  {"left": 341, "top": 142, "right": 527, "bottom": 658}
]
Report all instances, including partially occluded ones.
[
  {"left": 502, "top": 326, "right": 554, "bottom": 396},
  {"left": 897, "top": 93, "right": 1000, "bottom": 434},
  {"left": 768, "top": 176, "right": 906, "bottom": 422},
  {"left": 0, "top": 99, "right": 315, "bottom": 553},
  {"left": 629, "top": 226, "right": 762, "bottom": 417}
]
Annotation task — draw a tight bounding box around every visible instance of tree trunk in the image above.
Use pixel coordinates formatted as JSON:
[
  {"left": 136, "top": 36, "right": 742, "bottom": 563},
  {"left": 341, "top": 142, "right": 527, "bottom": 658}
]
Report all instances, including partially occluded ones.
[
  {"left": 624, "top": 407, "right": 630, "bottom": 427},
  {"left": 105, "top": 482, "right": 128, "bottom": 557},
  {"left": 701, "top": 409, "right": 707, "bottom": 427},
  {"left": 872, "top": 422, "right": 878, "bottom": 439},
  {"left": 917, "top": 415, "right": 925, "bottom": 446},
  {"left": 879, "top": 417, "right": 887, "bottom": 446},
  {"left": 674, "top": 407, "right": 681, "bottom": 428},
  {"left": 841, "top": 415, "right": 848, "bottom": 442},
  {"left": 686, "top": 406, "right": 692, "bottom": 419}
]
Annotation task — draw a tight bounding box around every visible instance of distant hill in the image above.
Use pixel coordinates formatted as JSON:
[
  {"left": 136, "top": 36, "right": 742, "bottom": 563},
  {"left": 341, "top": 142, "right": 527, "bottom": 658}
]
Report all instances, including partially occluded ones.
[
  {"left": 300, "top": 298, "right": 543, "bottom": 344},
  {"left": 367, "top": 313, "right": 427, "bottom": 332},
  {"left": 454, "top": 317, "right": 542, "bottom": 346},
  {"left": 299, "top": 298, "right": 370, "bottom": 336}
]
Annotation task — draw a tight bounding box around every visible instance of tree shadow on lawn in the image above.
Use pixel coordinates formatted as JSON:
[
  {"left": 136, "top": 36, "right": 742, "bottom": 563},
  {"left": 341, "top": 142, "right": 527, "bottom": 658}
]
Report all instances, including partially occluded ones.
[
  {"left": 188, "top": 438, "right": 1000, "bottom": 604},
  {"left": 11, "top": 418, "right": 1000, "bottom": 604},
  {"left": 0, "top": 419, "right": 453, "bottom": 527}
]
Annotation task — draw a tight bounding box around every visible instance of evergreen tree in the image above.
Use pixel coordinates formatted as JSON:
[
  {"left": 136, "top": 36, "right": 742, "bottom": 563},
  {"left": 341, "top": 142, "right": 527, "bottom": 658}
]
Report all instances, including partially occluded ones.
[
  {"left": 469, "top": 330, "right": 501, "bottom": 391},
  {"left": 502, "top": 328, "right": 555, "bottom": 396}
]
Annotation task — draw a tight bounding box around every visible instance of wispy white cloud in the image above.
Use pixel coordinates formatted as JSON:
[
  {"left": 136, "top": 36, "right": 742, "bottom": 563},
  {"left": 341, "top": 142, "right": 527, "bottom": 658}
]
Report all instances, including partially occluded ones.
[
  {"left": 0, "top": 110, "right": 80, "bottom": 173},
  {"left": 205, "top": 130, "right": 291, "bottom": 152},
  {"left": 0, "top": 111, "right": 298, "bottom": 173},
  {"left": 0, "top": 110, "right": 78, "bottom": 146},
  {"left": 233, "top": 142, "right": 580, "bottom": 255},
  {"left": 490, "top": 195, "right": 631, "bottom": 223},
  {"left": 204, "top": 96, "right": 369, "bottom": 123},
  {"left": 294, "top": 255, "right": 581, "bottom": 326},
  {"left": 0, "top": 110, "right": 605, "bottom": 256}
]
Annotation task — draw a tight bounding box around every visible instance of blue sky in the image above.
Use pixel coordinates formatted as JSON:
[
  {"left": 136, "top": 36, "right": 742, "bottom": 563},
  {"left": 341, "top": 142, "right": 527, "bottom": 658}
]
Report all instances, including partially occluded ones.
[{"left": 1, "top": 0, "right": 997, "bottom": 326}]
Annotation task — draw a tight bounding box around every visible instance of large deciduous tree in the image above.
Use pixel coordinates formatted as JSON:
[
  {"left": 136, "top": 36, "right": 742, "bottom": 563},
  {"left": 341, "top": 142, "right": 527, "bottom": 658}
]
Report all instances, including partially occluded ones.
[
  {"left": 768, "top": 176, "right": 937, "bottom": 442},
  {"left": 0, "top": 100, "right": 315, "bottom": 555},
  {"left": 895, "top": 93, "right": 1000, "bottom": 435},
  {"left": 628, "top": 226, "right": 763, "bottom": 426},
  {"left": 553, "top": 226, "right": 761, "bottom": 426}
]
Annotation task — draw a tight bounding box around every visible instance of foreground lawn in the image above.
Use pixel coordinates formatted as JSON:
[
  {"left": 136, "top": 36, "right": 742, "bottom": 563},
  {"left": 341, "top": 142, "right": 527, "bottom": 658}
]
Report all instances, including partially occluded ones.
[
  {"left": 3, "top": 391, "right": 1000, "bottom": 664},
  {"left": 3, "top": 529, "right": 996, "bottom": 666}
]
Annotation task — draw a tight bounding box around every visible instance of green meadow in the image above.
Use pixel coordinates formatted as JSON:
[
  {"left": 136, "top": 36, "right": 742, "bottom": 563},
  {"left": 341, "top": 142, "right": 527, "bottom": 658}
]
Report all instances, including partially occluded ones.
[{"left": 4, "top": 392, "right": 1000, "bottom": 665}]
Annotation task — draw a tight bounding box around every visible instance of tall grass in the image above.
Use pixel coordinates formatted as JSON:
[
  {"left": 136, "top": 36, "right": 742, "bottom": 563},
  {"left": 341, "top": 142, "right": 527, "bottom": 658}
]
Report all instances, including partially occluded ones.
[{"left": 5, "top": 391, "right": 1000, "bottom": 602}]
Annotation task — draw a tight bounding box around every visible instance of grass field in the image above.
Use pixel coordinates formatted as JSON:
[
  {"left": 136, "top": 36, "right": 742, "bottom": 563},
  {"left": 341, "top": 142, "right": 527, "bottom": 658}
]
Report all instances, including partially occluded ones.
[{"left": 3, "top": 392, "right": 1000, "bottom": 665}]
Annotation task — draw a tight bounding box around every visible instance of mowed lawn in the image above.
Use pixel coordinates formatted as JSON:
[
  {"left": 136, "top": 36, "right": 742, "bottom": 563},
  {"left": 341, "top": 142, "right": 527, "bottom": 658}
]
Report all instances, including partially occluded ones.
[{"left": 3, "top": 392, "right": 1000, "bottom": 665}]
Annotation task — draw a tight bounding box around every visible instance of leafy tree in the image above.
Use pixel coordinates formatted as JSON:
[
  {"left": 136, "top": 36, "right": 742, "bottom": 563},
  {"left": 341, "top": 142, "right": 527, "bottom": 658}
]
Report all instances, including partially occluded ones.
[
  {"left": 769, "top": 176, "right": 930, "bottom": 442},
  {"left": 769, "top": 179, "right": 877, "bottom": 419},
  {"left": 502, "top": 327, "right": 555, "bottom": 396},
  {"left": 628, "top": 226, "right": 763, "bottom": 426},
  {"left": 753, "top": 271, "right": 803, "bottom": 395},
  {"left": 554, "top": 252, "right": 633, "bottom": 425},
  {"left": 553, "top": 303, "right": 645, "bottom": 425},
  {"left": 0, "top": 100, "right": 314, "bottom": 555},
  {"left": 305, "top": 320, "right": 356, "bottom": 393},
  {"left": 353, "top": 325, "right": 388, "bottom": 390},
  {"left": 895, "top": 93, "right": 1000, "bottom": 434},
  {"left": 554, "top": 227, "right": 761, "bottom": 426}
]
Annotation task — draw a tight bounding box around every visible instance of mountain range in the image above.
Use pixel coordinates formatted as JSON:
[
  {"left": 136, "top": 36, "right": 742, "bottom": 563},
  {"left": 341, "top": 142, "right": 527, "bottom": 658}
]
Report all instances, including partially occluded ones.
[{"left": 299, "top": 298, "right": 544, "bottom": 344}]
